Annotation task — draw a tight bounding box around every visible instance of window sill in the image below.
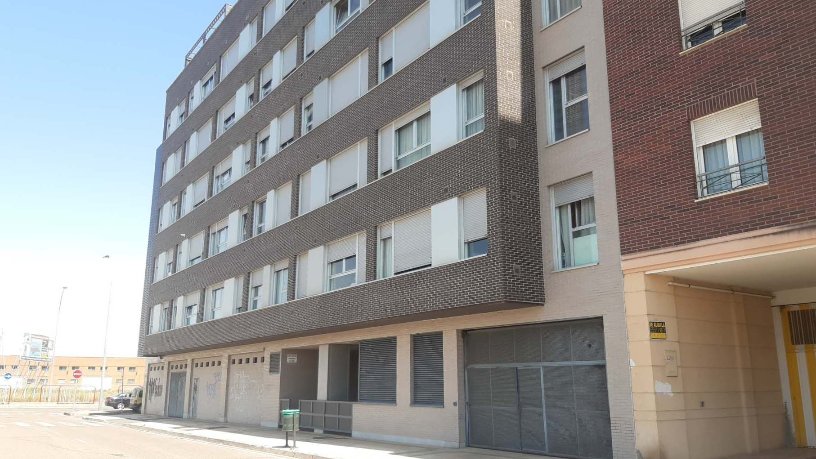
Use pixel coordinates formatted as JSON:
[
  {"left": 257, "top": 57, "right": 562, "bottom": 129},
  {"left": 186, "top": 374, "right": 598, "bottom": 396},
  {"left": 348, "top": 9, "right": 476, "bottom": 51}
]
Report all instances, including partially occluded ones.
[
  {"left": 539, "top": 6, "right": 582, "bottom": 31},
  {"left": 545, "top": 128, "right": 590, "bottom": 148},
  {"left": 694, "top": 181, "right": 768, "bottom": 202},
  {"left": 679, "top": 24, "right": 747, "bottom": 56},
  {"left": 552, "top": 262, "right": 598, "bottom": 274}
]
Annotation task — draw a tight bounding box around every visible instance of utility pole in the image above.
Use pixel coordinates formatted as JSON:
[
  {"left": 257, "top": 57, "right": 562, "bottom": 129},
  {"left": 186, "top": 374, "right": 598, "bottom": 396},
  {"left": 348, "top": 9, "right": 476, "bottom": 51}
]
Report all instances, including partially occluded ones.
[
  {"left": 97, "top": 256, "right": 113, "bottom": 411},
  {"left": 47, "top": 287, "right": 68, "bottom": 402}
]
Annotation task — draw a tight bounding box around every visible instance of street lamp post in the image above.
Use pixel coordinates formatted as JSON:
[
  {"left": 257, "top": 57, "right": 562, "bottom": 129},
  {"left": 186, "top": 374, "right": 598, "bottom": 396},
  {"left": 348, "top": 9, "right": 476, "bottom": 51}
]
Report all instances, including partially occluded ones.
[
  {"left": 47, "top": 287, "right": 68, "bottom": 402},
  {"left": 97, "top": 256, "right": 113, "bottom": 411}
]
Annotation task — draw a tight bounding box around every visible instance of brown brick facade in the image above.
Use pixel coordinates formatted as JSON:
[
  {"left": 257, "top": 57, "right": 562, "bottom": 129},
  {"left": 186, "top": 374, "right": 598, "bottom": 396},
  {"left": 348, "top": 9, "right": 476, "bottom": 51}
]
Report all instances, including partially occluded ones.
[
  {"left": 603, "top": 0, "right": 816, "bottom": 256},
  {"left": 140, "top": 0, "right": 544, "bottom": 356}
]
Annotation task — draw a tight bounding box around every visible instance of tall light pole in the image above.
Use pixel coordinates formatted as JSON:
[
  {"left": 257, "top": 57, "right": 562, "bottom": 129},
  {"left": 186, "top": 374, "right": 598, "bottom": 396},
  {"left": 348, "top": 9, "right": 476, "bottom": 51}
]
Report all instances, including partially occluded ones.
[
  {"left": 47, "top": 287, "right": 68, "bottom": 402},
  {"left": 97, "top": 255, "right": 113, "bottom": 411}
]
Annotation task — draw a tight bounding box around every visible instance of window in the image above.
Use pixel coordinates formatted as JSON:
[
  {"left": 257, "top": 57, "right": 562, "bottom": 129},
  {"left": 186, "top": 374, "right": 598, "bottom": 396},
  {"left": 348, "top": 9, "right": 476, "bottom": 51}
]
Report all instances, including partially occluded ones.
[
  {"left": 359, "top": 337, "right": 397, "bottom": 403},
  {"left": 552, "top": 174, "right": 597, "bottom": 270},
  {"left": 378, "top": 228, "right": 393, "bottom": 279},
  {"left": 329, "top": 50, "right": 368, "bottom": 116},
  {"left": 189, "top": 232, "right": 204, "bottom": 266},
  {"left": 59, "top": 366, "right": 67, "bottom": 371},
  {"left": 462, "top": 189, "right": 488, "bottom": 258},
  {"left": 260, "top": 60, "right": 275, "bottom": 98},
  {"left": 207, "top": 286, "right": 224, "bottom": 320},
  {"left": 117, "top": 366, "right": 124, "bottom": 371},
  {"left": 239, "top": 206, "right": 250, "bottom": 242},
  {"left": 279, "top": 108, "right": 295, "bottom": 149},
  {"left": 462, "top": 0, "right": 482, "bottom": 25},
  {"left": 692, "top": 100, "right": 766, "bottom": 197},
  {"left": 548, "top": 51, "right": 588, "bottom": 142},
  {"left": 304, "top": 19, "right": 316, "bottom": 59},
  {"left": 543, "top": 0, "right": 581, "bottom": 26},
  {"left": 193, "top": 175, "right": 208, "bottom": 207},
  {"left": 201, "top": 67, "right": 216, "bottom": 101},
  {"left": 213, "top": 158, "right": 232, "bottom": 195},
  {"left": 273, "top": 267, "right": 288, "bottom": 304},
  {"left": 328, "top": 255, "right": 356, "bottom": 291},
  {"left": 184, "top": 291, "right": 199, "bottom": 325},
  {"left": 328, "top": 144, "right": 361, "bottom": 200},
  {"left": 257, "top": 130, "right": 272, "bottom": 164},
  {"left": 302, "top": 93, "right": 314, "bottom": 133},
  {"left": 194, "top": 119, "right": 213, "bottom": 159},
  {"left": 393, "top": 210, "right": 432, "bottom": 275},
  {"left": 209, "top": 219, "right": 229, "bottom": 256},
  {"left": 254, "top": 200, "right": 266, "bottom": 235},
  {"left": 221, "top": 39, "right": 239, "bottom": 78},
  {"left": 461, "top": 76, "right": 485, "bottom": 138},
  {"left": 378, "top": 5, "right": 429, "bottom": 82},
  {"left": 285, "top": 0, "right": 295, "bottom": 11},
  {"left": 250, "top": 269, "right": 264, "bottom": 310},
  {"left": 219, "top": 97, "right": 237, "bottom": 135},
  {"left": 680, "top": 1, "right": 746, "bottom": 49},
  {"left": 128, "top": 367, "right": 136, "bottom": 372},
  {"left": 396, "top": 112, "right": 431, "bottom": 170},
  {"left": 411, "top": 332, "right": 444, "bottom": 406},
  {"left": 299, "top": 170, "right": 312, "bottom": 215},
  {"left": 334, "top": 0, "right": 361, "bottom": 33},
  {"left": 263, "top": 0, "right": 278, "bottom": 35},
  {"left": 281, "top": 38, "right": 298, "bottom": 80},
  {"left": 274, "top": 182, "right": 292, "bottom": 227}
]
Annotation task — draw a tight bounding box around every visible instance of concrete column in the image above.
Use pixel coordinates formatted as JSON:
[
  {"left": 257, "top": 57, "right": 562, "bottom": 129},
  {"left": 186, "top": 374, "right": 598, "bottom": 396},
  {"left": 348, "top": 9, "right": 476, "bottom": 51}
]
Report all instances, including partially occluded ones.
[
  {"left": 219, "top": 353, "right": 230, "bottom": 423},
  {"left": 396, "top": 335, "right": 410, "bottom": 407},
  {"left": 182, "top": 358, "right": 193, "bottom": 418},
  {"left": 317, "top": 344, "right": 329, "bottom": 400}
]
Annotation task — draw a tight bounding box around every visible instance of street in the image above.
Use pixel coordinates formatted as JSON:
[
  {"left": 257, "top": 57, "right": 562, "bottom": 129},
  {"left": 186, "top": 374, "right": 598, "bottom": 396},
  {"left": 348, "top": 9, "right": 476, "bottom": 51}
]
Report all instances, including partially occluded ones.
[{"left": 0, "top": 406, "right": 281, "bottom": 458}]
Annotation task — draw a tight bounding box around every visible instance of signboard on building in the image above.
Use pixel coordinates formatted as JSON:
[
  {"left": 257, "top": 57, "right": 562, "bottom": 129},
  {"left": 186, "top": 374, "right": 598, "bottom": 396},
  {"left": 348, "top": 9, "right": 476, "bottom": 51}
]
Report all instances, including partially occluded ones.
[
  {"left": 649, "top": 321, "right": 667, "bottom": 340},
  {"left": 286, "top": 354, "right": 297, "bottom": 364},
  {"left": 22, "top": 333, "right": 53, "bottom": 361}
]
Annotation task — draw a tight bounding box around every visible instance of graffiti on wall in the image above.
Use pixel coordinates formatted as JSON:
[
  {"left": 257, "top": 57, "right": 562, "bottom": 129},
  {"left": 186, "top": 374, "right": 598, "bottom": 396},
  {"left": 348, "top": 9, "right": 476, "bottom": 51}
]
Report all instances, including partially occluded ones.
[
  {"left": 206, "top": 372, "right": 222, "bottom": 400},
  {"left": 147, "top": 375, "right": 164, "bottom": 400},
  {"left": 228, "top": 370, "right": 261, "bottom": 403}
]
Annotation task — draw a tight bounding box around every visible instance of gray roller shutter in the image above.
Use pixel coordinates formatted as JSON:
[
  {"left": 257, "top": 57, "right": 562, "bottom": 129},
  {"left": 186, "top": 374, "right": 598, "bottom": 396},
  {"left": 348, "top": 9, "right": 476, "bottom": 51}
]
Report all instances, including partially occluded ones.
[
  {"left": 393, "top": 210, "right": 432, "bottom": 273},
  {"left": 462, "top": 189, "right": 488, "bottom": 243},
  {"left": 411, "top": 333, "right": 443, "bottom": 406},
  {"left": 553, "top": 174, "right": 593, "bottom": 207},
  {"left": 329, "top": 147, "right": 359, "bottom": 196},
  {"left": 359, "top": 337, "right": 396, "bottom": 403}
]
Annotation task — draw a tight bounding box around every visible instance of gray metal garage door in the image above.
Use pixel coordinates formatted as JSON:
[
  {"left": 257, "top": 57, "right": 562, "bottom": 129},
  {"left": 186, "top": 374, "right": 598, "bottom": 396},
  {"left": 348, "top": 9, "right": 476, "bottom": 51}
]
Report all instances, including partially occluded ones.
[
  {"left": 465, "top": 319, "right": 612, "bottom": 458},
  {"left": 167, "top": 371, "right": 186, "bottom": 418}
]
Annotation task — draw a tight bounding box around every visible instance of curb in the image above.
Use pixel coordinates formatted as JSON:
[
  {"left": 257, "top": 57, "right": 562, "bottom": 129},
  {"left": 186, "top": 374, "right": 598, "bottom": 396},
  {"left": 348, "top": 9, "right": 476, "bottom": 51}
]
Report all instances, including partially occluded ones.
[{"left": 85, "top": 415, "right": 332, "bottom": 459}]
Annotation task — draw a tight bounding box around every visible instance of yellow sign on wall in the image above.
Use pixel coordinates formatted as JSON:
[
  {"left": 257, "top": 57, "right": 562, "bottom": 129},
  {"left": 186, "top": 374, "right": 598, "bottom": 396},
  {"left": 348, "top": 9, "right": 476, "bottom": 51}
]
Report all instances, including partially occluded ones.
[{"left": 649, "top": 321, "right": 667, "bottom": 340}]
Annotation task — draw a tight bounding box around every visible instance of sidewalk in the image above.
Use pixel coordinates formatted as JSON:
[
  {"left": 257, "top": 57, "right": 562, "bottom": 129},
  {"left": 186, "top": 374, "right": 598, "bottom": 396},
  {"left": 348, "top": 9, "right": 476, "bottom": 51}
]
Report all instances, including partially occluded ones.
[{"left": 74, "top": 411, "right": 550, "bottom": 459}]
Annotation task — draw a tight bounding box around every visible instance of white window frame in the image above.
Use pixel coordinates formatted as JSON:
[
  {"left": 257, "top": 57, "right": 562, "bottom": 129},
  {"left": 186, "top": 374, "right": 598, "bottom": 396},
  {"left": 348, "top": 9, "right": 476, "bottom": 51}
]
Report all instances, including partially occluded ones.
[
  {"left": 281, "top": 38, "right": 298, "bottom": 81},
  {"left": 377, "top": 225, "right": 394, "bottom": 279},
  {"left": 395, "top": 111, "right": 431, "bottom": 169},
  {"left": 201, "top": 66, "right": 216, "bottom": 101},
  {"left": 263, "top": 0, "right": 279, "bottom": 36},
  {"left": 547, "top": 63, "right": 588, "bottom": 143},
  {"left": 206, "top": 286, "right": 224, "bottom": 321},
  {"left": 302, "top": 92, "right": 315, "bottom": 133},
  {"left": 273, "top": 267, "right": 288, "bottom": 304},
  {"left": 459, "top": 72, "right": 485, "bottom": 140},
  {"left": 261, "top": 61, "right": 275, "bottom": 98},
  {"left": 254, "top": 199, "right": 266, "bottom": 235},
  {"left": 552, "top": 196, "right": 597, "bottom": 270},
  {"left": 542, "top": 0, "right": 581, "bottom": 27},
  {"left": 279, "top": 107, "right": 296, "bottom": 149},
  {"left": 304, "top": 19, "right": 316, "bottom": 59},
  {"left": 327, "top": 254, "right": 357, "bottom": 291},
  {"left": 461, "top": 0, "right": 482, "bottom": 26},
  {"left": 209, "top": 220, "right": 229, "bottom": 256},
  {"left": 213, "top": 164, "right": 232, "bottom": 196},
  {"left": 333, "top": 0, "right": 361, "bottom": 34},
  {"left": 693, "top": 129, "right": 766, "bottom": 197}
]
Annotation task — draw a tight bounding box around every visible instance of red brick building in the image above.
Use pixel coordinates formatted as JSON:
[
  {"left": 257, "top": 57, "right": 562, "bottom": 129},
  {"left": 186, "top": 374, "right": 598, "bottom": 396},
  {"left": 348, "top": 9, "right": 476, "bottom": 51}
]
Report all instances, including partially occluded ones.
[{"left": 603, "top": 0, "right": 816, "bottom": 457}]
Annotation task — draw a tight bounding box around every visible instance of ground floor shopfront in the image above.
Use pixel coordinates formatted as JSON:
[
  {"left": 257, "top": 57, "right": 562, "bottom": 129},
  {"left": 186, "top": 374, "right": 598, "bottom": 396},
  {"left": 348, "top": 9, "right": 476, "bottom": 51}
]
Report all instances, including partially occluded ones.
[
  {"left": 623, "top": 223, "right": 816, "bottom": 459},
  {"left": 143, "top": 304, "right": 637, "bottom": 459}
]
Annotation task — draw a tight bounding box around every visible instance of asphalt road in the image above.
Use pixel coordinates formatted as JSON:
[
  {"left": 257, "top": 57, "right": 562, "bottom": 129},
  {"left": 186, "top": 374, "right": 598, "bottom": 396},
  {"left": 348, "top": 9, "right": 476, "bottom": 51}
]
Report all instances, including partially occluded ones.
[{"left": 0, "top": 406, "right": 282, "bottom": 458}]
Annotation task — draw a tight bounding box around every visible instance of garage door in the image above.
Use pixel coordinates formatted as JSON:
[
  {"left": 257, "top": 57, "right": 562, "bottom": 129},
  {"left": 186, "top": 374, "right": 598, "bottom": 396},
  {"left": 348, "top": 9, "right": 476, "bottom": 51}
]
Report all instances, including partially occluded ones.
[
  {"left": 465, "top": 319, "right": 612, "bottom": 458},
  {"left": 226, "top": 352, "right": 265, "bottom": 425}
]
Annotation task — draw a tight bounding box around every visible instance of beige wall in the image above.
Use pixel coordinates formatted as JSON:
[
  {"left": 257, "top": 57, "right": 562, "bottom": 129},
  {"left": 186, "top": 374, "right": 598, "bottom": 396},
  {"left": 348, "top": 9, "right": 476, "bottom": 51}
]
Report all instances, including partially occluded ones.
[
  {"left": 226, "top": 351, "right": 265, "bottom": 425},
  {"left": 190, "top": 356, "right": 227, "bottom": 422},
  {"left": 626, "top": 273, "right": 785, "bottom": 459},
  {"left": 531, "top": 1, "right": 636, "bottom": 457}
]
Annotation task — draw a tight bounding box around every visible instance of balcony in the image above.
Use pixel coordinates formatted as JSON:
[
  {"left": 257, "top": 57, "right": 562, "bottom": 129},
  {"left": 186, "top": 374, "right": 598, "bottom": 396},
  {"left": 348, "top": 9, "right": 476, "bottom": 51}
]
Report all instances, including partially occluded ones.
[{"left": 697, "top": 157, "right": 768, "bottom": 198}]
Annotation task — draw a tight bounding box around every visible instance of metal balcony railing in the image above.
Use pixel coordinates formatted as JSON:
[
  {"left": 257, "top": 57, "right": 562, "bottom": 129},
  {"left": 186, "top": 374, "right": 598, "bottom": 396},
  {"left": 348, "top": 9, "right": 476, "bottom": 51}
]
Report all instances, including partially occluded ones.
[
  {"left": 682, "top": 2, "right": 746, "bottom": 49},
  {"left": 185, "top": 4, "right": 233, "bottom": 66},
  {"left": 697, "top": 157, "right": 768, "bottom": 198}
]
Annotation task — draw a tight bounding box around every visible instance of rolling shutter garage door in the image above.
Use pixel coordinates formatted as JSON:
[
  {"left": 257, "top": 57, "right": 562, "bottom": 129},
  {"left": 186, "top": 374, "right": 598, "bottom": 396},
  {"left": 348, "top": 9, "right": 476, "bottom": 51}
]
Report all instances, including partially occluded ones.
[
  {"left": 465, "top": 319, "right": 612, "bottom": 458},
  {"left": 359, "top": 337, "right": 397, "bottom": 403}
]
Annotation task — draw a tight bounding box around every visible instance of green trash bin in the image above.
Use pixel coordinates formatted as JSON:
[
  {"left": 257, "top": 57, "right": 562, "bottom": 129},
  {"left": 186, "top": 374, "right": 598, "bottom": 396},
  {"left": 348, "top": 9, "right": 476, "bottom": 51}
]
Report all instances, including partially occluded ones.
[{"left": 281, "top": 409, "right": 300, "bottom": 447}]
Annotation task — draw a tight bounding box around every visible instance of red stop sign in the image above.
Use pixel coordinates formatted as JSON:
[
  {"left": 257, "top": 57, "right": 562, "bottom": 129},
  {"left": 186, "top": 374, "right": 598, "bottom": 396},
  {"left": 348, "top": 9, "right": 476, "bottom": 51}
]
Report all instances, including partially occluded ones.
[{"left": 72, "top": 369, "right": 83, "bottom": 379}]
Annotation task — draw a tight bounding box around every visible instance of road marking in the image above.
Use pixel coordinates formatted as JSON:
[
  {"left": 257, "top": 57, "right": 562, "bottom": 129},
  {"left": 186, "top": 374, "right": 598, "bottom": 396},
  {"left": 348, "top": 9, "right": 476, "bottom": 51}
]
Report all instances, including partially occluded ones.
[
  {"left": 13, "top": 422, "right": 32, "bottom": 427},
  {"left": 35, "top": 421, "right": 56, "bottom": 427}
]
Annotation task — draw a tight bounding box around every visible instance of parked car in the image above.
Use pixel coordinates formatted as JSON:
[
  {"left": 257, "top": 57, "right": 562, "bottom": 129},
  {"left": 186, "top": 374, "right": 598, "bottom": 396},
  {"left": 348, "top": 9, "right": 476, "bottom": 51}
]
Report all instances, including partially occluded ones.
[
  {"left": 105, "top": 393, "right": 131, "bottom": 410},
  {"left": 129, "top": 387, "right": 143, "bottom": 414}
]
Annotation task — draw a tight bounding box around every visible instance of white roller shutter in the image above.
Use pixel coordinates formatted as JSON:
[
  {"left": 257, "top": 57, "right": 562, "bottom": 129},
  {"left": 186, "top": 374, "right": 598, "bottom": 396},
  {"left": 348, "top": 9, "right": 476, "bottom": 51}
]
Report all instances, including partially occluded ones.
[
  {"left": 281, "top": 39, "right": 297, "bottom": 78},
  {"left": 189, "top": 232, "right": 204, "bottom": 261},
  {"left": 548, "top": 50, "right": 585, "bottom": 81},
  {"left": 679, "top": 0, "right": 743, "bottom": 29},
  {"left": 299, "top": 170, "right": 311, "bottom": 214},
  {"left": 187, "top": 131, "right": 198, "bottom": 160},
  {"left": 310, "top": 161, "right": 328, "bottom": 211},
  {"left": 174, "top": 296, "right": 185, "bottom": 329},
  {"left": 379, "top": 30, "right": 394, "bottom": 75},
  {"left": 275, "top": 182, "right": 292, "bottom": 226},
  {"left": 394, "top": 4, "right": 430, "bottom": 71},
  {"left": 197, "top": 119, "right": 212, "bottom": 151},
  {"left": 263, "top": 0, "right": 278, "bottom": 35},
  {"left": 378, "top": 125, "right": 394, "bottom": 175},
  {"left": 221, "top": 40, "right": 239, "bottom": 77},
  {"left": 357, "top": 139, "right": 368, "bottom": 187},
  {"left": 462, "top": 189, "right": 487, "bottom": 242},
  {"left": 430, "top": 85, "right": 456, "bottom": 154},
  {"left": 150, "top": 304, "right": 161, "bottom": 334},
  {"left": 553, "top": 174, "right": 594, "bottom": 207},
  {"left": 279, "top": 108, "right": 295, "bottom": 147},
  {"left": 692, "top": 99, "right": 761, "bottom": 147},
  {"left": 313, "top": 80, "right": 329, "bottom": 126},
  {"left": 193, "top": 175, "right": 208, "bottom": 206},
  {"left": 314, "top": 4, "right": 332, "bottom": 51},
  {"left": 429, "top": 0, "right": 456, "bottom": 47},
  {"left": 329, "top": 146, "right": 358, "bottom": 197},
  {"left": 327, "top": 236, "right": 356, "bottom": 262},
  {"left": 394, "top": 209, "right": 432, "bottom": 273},
  {"left": 330, "top": 52, "right": 366, "bottom": 115},
  {"left": 304, "top": 19, "right": 316, "bottom": 58},
  {"left": 296, "top": 252, "right": 308, "bottom": 298},
  {"left": 306, "top": 246, "right": 325, "bottom": 296},
  {"left": 261, "top": 60, "right": 275, "bottom": 93}
]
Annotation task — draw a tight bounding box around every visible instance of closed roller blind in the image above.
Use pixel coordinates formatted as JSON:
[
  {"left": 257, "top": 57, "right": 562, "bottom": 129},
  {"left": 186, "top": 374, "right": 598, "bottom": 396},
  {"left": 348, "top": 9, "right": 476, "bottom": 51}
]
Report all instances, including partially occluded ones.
[
  {"left": 329, "top": 146, "right": 358, "bottom": 196},
  {"left": 214, "top": 157, "right": 231, "bottom": 176},
  {"left": 279, "top": 109, "right": 295, "bottom": 144},
  {"left": 379, "top": 30, "right": 394, "bottom": 65},
  {"left": 394, "top": 3, "right": 430, "bottom": 71},
  {"left": 250, "top": 269, "right": 264, "bottom": 288},
  {"left": 553, "top": 174, "right": 594, "bottom": 207},
  {"left": 394, "top": 209, "right": 432, "bottom": 273},
  {"left": 462, "top": 189, "right": 487, "bottom": 243},
  {"left": 184, "top": 291, "right": 200, "bottom": 307},
  {"left": 327, "top": 236, "right": 356, "bottom": 262},
  {"left": 193, "top": 176, "right": 208, "bottom": 204},
  {"left": 692, "top": 99, "right": 761, "bottom": 147},
  {"left": 679, "top": 0, "right": 743, "bottom": 29},
  {"left": 299, "top": 171, "right": 311, "bottom": 214},
  {"left": 304, "top": 20, "right": 315, "bottom": 57},
  {"left": 548, "top": 49, "right": 585, "bottom": 81},
  {"left": 221, "top": 40, "right": 239, "bottom": 77},
  {"left": 379, "top": 222, "right": 393, "bottom": 239},
  {"left": 198, "top": 119, "right": 212, "bottom": 150},
  {"left": 261, "top": 60, "right": 274, "bottom": 87},
  {"left": 330, "top": 53, "right": 364, "bottom": 115},
  {"left": 296, "top": 253, "right": 308, "bottom": 298},
  {"left": 379, "top": 127, "right": 394, "bottom": 174},
  {"left": 281, "top": 39, "right": 297, "bottom": 76},
  {"left": 412, "top": 332, "right": 443, "bottom": 406},
  {"left": 275, "top": 182, "right": 292, "bottom": 226},
  {"left": 189, "top": 233, "right": 204, "bottom": 258},
  {"left": 359, "top": 337, "right": 397, "bottom": 403}
]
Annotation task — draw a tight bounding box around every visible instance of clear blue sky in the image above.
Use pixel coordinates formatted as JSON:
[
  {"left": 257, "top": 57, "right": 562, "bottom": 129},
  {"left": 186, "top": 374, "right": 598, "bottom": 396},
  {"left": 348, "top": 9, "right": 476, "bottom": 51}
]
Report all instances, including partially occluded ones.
[{"left": 0, "top": 1, "right": 228, "bottom": 357}]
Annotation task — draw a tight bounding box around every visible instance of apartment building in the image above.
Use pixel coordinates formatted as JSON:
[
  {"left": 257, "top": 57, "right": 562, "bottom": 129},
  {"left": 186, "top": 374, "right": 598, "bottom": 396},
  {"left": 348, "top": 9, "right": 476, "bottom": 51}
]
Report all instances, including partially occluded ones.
[
  {"left": 136, "top": 0, "right": 639, "bottom": 455},
  {"left": 0, "top": 355, "right": 146, "bottom": 389},
  {"left": 603, "top": 0, "right": 816, "bottom": 457}
]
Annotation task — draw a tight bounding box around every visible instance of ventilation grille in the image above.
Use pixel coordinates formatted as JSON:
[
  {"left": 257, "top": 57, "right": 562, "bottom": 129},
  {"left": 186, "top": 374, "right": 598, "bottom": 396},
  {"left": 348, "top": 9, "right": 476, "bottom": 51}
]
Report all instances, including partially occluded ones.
[
  {"left": 789, "top": 310, "right": 816, "bottom": 345},
  {"left": 269, "top": 352, "right": 281, "bottom": 374}
]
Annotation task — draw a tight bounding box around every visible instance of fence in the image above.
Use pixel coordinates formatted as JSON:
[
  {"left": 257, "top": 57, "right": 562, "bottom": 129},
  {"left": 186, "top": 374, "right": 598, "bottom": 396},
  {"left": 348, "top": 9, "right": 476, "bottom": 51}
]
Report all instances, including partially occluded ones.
[{"left": 0, "top": 384, "right": 141, "bottom": 404}]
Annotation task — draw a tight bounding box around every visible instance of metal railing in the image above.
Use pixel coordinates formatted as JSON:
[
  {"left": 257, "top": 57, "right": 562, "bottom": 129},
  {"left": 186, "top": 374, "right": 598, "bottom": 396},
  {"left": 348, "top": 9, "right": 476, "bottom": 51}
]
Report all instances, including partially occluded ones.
[
  {"left": 298, "top": 400, "right": 353, "bottom": 435},
  {"left": 682, "top": 2, "right": 746, "bottom": 49},
  {"left": 185, "top": 4, "right": 233, "bottom": 66},
  {"left": 697, "top": 157, "right": 768, "bottom": 198},
  {"left": 0, "top": 384, "right": 141, "bottom": 404}
]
